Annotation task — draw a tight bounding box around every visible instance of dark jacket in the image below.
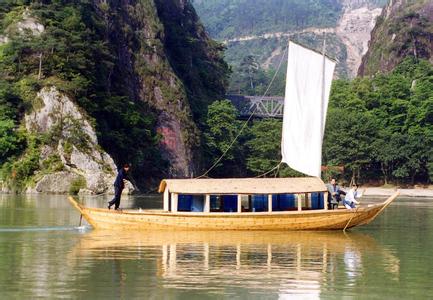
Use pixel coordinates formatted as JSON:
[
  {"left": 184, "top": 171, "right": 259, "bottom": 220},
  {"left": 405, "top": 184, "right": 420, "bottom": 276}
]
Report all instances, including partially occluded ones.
[
  {"left": 114, "top": 168, "right": 128, "bottom": 189},
  {"left": 326, "top": 183, "right": 346, "bottom": 203}
]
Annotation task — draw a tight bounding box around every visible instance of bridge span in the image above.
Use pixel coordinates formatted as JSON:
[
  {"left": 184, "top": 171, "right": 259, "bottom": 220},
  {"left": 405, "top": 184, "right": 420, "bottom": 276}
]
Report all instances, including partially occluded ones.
[{"left": 226, "top": 95, "right": 284, "bottom": 119}]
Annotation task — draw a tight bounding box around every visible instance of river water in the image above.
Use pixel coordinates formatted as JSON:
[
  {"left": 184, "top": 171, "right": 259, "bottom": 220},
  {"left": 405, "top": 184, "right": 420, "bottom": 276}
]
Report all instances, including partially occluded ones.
[{"left": 0, "top": 194, "right": 432, "bottom": 299}]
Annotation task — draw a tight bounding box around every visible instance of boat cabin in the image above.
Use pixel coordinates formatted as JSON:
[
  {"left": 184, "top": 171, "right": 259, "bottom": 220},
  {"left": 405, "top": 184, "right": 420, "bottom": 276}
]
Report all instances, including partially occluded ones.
[{"left": 158, "top": 178, "right": 329, "bottom": 213}]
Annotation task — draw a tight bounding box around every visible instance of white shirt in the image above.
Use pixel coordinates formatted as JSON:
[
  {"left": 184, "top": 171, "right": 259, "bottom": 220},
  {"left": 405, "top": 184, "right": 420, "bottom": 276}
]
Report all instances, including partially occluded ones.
[{"left": 345, "top": 188, "right": 362, "bottom": 204}]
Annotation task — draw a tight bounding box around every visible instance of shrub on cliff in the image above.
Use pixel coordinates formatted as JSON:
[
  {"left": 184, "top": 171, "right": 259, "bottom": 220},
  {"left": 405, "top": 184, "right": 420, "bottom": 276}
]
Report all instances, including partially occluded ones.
[{"left": 69, "top": 176, "right": 86, "bottom": 195}]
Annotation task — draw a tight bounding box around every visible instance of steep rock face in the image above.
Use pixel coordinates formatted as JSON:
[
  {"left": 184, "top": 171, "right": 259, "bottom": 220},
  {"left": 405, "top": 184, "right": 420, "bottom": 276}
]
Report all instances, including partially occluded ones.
[
  {"left": 94, "top": 0, "right": 228, "bottom": 177},
  {"left": 359, "top": 0, "right": 433, "bottom": 76},
  {"left": 25, "top": 87, "right": 116, "bottom": 194},
  {"left": 25, "top": 87, "right": 96, "bottom": 144},
  {"left": 33, "top": 171, "right": 81, "bottom": 194},
  {"left": 90, "top": 0, "right": 196, "bottom": 178}
]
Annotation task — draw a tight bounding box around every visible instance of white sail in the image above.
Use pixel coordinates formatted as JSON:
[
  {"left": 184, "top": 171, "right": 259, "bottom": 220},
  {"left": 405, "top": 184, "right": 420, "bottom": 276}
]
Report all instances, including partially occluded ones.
[{"left": 281, "top": 41, "right": 336, "bottom": 177}]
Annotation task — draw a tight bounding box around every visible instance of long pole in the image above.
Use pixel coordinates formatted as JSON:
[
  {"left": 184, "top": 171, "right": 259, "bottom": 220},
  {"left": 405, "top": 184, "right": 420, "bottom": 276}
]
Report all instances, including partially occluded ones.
[
  {"left": 343, "top": 206, "right": 360, "bottom": 232},
  {"left": 320, "top": 34, "right": 327, "bottom": 177}
]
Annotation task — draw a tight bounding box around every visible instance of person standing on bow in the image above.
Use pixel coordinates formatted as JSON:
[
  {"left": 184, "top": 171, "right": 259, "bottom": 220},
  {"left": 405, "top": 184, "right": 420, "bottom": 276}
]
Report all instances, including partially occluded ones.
[
  {"left": 326, "top": 178, "right": 346, "bottom": 209},
  {"left": 343, "top": 184, "right": 363, "bottom": 209},
  {"left": 108, "top": 163, "right": 131, "bottom": 210}
]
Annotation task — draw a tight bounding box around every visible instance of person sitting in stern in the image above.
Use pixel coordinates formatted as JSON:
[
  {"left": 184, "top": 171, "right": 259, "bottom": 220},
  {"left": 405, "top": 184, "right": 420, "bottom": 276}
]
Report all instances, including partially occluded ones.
[{"left": 343, "top": 184, "right": 363, "bottom": 209}]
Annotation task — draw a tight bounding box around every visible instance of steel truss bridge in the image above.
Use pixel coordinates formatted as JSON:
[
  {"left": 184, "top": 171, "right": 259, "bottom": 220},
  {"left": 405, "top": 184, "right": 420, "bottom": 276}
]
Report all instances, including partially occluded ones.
[{"left": 226, "top": 95, "right": 284, "bottom": 119}]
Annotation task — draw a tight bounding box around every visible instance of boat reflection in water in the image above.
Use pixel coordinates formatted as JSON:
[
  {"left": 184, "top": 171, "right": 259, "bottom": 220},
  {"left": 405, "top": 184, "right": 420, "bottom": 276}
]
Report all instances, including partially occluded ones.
[{"left": 70, "top": 230, "right": 400, "bottom": 297}]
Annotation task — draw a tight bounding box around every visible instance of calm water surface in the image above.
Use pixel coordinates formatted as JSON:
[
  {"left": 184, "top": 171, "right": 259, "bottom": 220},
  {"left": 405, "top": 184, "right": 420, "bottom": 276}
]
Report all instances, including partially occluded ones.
[{"left": 0, "top": 194, "right": 432, "bottom": 299}]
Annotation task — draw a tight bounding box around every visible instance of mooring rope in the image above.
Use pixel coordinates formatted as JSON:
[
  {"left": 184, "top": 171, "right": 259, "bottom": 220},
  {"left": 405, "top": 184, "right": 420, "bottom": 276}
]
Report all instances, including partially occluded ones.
[{"left": 196, "top": 45, "right": 289, "bottom": 179}]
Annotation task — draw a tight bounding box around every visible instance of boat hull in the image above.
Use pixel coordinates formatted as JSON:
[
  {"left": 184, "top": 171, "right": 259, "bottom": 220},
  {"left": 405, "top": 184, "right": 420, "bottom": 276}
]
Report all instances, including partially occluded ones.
[{"left": 69, "top": 192, "right": 398, "bottom": 231}]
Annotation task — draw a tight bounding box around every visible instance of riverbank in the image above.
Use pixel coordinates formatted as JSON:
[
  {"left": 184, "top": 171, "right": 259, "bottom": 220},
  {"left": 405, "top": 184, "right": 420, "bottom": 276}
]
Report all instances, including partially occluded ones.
[{"left": 362, "top": 187, "right": 433, "bottom": 197}]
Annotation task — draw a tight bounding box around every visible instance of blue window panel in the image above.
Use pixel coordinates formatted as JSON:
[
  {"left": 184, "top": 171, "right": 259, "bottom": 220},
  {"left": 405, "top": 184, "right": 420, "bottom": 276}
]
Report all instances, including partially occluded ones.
[
  {"left": 279, "top": 194, "right": 296, "bottom": 210},
  {"left": 191, "top": 196, "right": 204, "bottom": 212},
  {"left": 178, "top": 195, "right": 193, "bottom": 211},
  {"left": 272, "top": 194, "right": 282, "bottom": 211},
  {"left": 318, "top": 192, "right": 324, "bottom": 209},
  {"left": 223, "top": 195, "right": 238, "bottom": 212},
  {"left": 311, "top": 192, "right": 324, "bottom": 209},
  {"left": 252, "top": 194, "right": 268, "bottom": 212}
]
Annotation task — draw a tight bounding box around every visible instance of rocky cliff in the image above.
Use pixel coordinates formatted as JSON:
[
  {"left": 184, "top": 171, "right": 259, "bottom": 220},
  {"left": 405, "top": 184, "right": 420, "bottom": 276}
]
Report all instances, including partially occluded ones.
[
  {"left": 359, "top": 0, "right": 433, "bottom": 76},
  {"left": 96, "top": 0, "right": 199, "bottom": 178},
  {"left": 90, "top": 0, "right": 228, "bottom": 178},
  {"left": 24, "top": 87, "right": 117, "bottom": 194},
  {"left": 337, "top": 0, "right": 384, "bottom": 77},
  {"left": 0, "top": 1, "right": 229, "bottom": 193}
]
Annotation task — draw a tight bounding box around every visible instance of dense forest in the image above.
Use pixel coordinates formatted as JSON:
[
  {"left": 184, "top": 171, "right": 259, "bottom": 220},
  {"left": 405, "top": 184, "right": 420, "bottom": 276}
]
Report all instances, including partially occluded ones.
[{"left": 204, "top": 58, "right": 433, "bottom": 185}]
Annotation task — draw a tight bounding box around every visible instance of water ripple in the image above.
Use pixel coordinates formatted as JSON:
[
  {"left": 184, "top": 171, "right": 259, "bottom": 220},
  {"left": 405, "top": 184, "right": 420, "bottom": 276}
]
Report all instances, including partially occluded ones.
[{"left": 0, "top": 225, "right": 90, "bottom": 232}]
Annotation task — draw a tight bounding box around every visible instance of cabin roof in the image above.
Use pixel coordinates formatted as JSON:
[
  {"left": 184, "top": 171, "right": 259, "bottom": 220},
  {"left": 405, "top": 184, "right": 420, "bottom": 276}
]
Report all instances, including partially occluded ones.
[{"left": 158, "top": 177, "right": 327, "bottom": 195}]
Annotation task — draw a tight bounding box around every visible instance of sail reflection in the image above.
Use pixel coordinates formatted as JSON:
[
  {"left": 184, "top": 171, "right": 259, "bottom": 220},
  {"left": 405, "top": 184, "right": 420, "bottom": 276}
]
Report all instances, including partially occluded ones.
[{"left": 70, "top": 230, "right": 400, "bottom": 296}]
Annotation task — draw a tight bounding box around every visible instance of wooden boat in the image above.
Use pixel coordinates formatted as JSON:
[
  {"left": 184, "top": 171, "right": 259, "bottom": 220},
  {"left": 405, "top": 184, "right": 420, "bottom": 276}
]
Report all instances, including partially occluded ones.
[
  {"left": 68, "top": 42, "right": 400, "bottom": 231},
  {"left": 68, "top": 177, "right": 399, "bottom": 231}
]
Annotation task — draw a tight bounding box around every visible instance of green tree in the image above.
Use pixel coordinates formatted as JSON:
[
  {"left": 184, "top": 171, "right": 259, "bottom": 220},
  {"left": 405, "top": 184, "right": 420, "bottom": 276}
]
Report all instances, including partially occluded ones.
[
  {"left": 324, "top": 108, "right": 378, "bottom": 183},
  {"left": 204, "top": 99, "right": 243, "bottom": 176},
  {"left": 246, "top": 119, "right": 281, "bottom": 174},
  {"left": 0, "top": 119, "right": 22, "bottom": 163},
  {"left": 239, "top": 55, "right": 259, "bottom": 90}
]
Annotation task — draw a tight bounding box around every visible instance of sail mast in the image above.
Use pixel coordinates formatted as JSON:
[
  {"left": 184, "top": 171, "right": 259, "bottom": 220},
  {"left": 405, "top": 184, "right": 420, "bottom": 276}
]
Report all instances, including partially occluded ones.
[
  {"left": 281, "top": 40, "right": 336, "bottom": 178},
  {"left": 320, "top": 34, "right": 327, "bottom": 176},
  {"left": 321, "top": 34, "right": 327, "bottom": 136}
]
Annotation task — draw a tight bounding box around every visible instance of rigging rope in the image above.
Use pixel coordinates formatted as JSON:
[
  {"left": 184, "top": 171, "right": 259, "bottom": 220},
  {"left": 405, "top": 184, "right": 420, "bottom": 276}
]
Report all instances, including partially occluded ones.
[
  {"left": 196, "top": 45, "right": 289, "bottom": 179},
  {"left": 254, "top": 162, "right": 282, "bottom": 178}
]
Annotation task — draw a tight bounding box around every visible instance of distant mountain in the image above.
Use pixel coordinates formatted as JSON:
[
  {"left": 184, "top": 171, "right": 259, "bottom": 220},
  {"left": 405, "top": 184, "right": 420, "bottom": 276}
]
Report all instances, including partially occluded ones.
[
  {"left": 192, "top": 0, "right": 387, "bottom": 87},
  {"left": 359, "top": 0, "right": 433, "bottom": 76},
  {"left": 193, "top": 0, "right": 343, "bottom": 39}
]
